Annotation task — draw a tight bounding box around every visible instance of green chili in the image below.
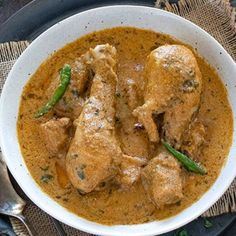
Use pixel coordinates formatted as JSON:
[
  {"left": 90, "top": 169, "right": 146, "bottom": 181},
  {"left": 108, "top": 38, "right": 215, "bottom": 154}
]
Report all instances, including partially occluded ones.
[
  {"left": 40, "top": 174, "right": 53, "bottom": 183},
  {"left": 174, "top": 229, "right": 189, "bottom": 236},
  {"left": 162, "top": 140, "right": 207, "bottom": 175},
  {"left": 35, "top": 64, "right": 71, "bottom": 118},
  {"left": 203, "top": 218, "right": 213, "bottom": 228}
]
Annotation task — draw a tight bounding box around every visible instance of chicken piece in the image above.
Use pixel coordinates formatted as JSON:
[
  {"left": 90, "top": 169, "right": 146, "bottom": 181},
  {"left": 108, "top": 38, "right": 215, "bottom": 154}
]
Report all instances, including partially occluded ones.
[
  {"left": 141, "top": 151, "right": 183, "bottom": 209},
  {"left": 181, "top": 119, "right": 205, "bottom": 158},
  {"left": 118, "top": 155, "right": 147, "bottom": 189},
  {"left": 66, "top": 44, "right": 126, "bottom": 193},
  {"left": 133, "top": 45, "right": 202, "bottom": 147},
  {"left": 40, "top": 117, "right": 71, "bottom": 157},
  {"left": 71, "top": 57, "right": 91, "bottom": 93}
]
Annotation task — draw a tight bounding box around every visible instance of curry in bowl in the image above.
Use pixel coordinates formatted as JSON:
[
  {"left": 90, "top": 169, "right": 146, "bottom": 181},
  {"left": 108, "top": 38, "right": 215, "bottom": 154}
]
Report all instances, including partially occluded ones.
[{"left": 17, "top": 27, "right": 233, "bottom": 225}]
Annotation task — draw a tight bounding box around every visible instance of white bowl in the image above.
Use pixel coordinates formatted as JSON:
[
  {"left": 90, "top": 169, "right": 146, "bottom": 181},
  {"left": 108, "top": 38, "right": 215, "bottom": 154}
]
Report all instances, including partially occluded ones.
[{"left": 0, "top": 5, "right": 236, "bottom": 236}]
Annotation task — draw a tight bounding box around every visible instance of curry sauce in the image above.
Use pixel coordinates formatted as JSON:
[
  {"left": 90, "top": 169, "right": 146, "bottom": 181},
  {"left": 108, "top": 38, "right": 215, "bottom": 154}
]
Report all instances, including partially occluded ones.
[{"left": 17, "top": 27, "right": 233, "bottom": 225}]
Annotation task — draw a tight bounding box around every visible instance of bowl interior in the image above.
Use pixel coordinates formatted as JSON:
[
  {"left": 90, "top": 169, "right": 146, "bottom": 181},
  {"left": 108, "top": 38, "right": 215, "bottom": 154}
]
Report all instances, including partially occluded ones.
[{"left": 0, "top": 5, "right": 236, "bottom": 236}]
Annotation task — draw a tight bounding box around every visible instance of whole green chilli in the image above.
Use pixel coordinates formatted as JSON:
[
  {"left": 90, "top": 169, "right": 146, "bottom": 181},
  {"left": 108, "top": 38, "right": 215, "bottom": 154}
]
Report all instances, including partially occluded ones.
[
  {"left": 35, "top": 64, "right": 71, "bottom": 118},
  {"left": 162, "top": 140, "right": 207, "bottom": 175}
]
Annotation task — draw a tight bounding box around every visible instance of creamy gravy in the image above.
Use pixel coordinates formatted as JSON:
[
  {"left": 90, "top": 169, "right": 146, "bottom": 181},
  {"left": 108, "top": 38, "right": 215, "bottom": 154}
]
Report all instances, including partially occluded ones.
[{"left": 17, "top": 27, "right": 233, "bottom": 225}]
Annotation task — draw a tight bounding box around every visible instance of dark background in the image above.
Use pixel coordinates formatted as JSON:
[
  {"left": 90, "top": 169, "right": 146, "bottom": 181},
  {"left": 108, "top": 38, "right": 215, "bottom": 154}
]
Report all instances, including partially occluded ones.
[
  {"left": 0, "top": 0, "right": 32, "bottom": 24},
  {"left": 0, "top": 0, "right": 236, "bottom": 25}
]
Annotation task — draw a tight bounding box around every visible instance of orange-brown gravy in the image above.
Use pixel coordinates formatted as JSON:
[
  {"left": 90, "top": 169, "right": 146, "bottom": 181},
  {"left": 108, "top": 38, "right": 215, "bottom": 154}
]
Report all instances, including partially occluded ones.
[{"left": 17, "top": 27, "right": 233, "bottom": 225}]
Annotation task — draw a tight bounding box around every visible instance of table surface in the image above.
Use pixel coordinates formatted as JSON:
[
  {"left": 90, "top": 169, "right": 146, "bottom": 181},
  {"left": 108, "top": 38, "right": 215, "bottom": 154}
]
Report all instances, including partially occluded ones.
[{"left": 0, "top": 0, "right": 236, "bottom": 235}]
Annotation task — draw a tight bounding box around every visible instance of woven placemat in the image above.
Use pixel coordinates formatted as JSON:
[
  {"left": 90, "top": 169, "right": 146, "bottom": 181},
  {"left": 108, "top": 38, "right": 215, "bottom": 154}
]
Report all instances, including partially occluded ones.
[{"left": 0, "top": 0, "right": 236, "bottom": 235}]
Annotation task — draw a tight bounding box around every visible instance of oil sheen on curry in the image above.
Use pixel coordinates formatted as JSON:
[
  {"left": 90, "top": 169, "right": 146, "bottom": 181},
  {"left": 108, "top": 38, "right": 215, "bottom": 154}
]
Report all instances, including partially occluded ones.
[{"left": 18, "top": 27, "right": 233, "bottom": 225}]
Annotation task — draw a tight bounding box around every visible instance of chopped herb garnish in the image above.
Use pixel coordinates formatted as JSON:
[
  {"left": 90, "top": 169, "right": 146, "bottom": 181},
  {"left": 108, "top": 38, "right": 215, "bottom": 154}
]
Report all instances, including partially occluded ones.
[
  {"left": 116, "top": 92, "right": 121, "bottom": 98},
  {"left": 71, "top": 89, "right": 80, "bottom": 98},
  {"left": 174, "top": 229, "right": 189, "bottom": 236},
  {"left": 40, "top": 174, "right": 53, "bottom": 183},
  {"left": 77, "top": 168, "right": 85, "bottom": 180},
  {"left": 40, "top": 166, "right": 49, "bottom": 171},
  {"left": 182, "top": 79, "right": 199, "bottom": 93},
  {"left": 203, "top": 218, "right": 213, "bottom": 228}
]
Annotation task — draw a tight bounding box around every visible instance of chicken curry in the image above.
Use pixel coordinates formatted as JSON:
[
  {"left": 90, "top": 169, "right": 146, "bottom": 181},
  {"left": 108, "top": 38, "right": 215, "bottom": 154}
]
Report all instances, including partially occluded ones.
[{"left": 17, "top": 27, "right": 233, "bottom": 225}]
